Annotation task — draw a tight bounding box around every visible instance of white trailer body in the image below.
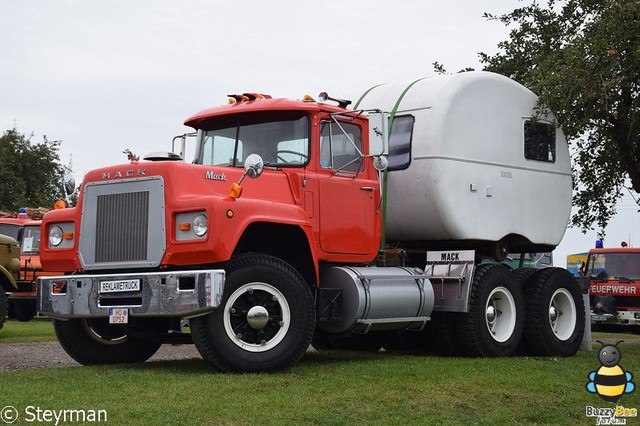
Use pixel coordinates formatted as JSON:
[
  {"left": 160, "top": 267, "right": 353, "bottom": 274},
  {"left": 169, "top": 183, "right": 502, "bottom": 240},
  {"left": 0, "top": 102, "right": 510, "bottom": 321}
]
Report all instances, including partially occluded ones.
[{"left": 354, "top": 72, "right": 572, "bottom": 251}]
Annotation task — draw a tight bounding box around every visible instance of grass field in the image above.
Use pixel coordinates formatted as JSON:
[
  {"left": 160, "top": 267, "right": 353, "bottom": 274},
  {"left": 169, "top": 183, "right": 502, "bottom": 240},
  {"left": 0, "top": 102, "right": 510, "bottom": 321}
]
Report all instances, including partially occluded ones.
[
  {"left": 0, "top": 317, "right": 57, "bottom": 343},
  {"left": 1, "top": 320, "right": 639, "bottom": 425}
]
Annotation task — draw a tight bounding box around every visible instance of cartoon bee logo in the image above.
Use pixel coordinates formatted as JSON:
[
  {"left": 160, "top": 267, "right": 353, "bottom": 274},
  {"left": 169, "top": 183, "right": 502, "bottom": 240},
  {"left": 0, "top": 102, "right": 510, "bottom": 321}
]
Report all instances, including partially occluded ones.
[{"left": 586, "top": 340, "right": 635, "bottom": 403}]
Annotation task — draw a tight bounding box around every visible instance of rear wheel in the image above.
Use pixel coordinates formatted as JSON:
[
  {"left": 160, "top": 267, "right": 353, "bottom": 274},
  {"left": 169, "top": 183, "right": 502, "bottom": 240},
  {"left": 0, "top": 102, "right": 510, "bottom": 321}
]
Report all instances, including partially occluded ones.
[
  {"left": 54, "top": 318, "right": 161, "bottom": 364},
  {"left": 522, "top": 268, "right": 584, "bottom": 356},
  {"left": 191, "top": 254, "right": 315, "bottom": 372},
  {"left": 456, "top": 264, "right": 524, "bottom": 356}
]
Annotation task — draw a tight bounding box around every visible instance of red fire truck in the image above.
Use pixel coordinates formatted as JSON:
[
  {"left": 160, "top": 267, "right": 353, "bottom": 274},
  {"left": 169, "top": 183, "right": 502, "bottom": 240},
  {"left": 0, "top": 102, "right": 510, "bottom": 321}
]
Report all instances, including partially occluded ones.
[{"left": 586, "top": 245, "right": 640, "bottom": 332}]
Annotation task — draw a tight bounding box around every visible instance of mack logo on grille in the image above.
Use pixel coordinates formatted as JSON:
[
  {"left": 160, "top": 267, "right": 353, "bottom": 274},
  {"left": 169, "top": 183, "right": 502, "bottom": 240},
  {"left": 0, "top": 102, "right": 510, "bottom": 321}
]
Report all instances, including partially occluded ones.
[{"left": 102, "top": 169, "right": 146, "bottom": 179}]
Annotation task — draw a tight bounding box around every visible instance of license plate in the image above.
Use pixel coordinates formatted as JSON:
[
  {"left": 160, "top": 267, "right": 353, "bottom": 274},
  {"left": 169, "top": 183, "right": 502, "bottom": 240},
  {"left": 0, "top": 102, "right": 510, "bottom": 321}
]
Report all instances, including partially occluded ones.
[
  {"left": 109, "top": 307, "right": 129, "bottom": 324},
  {"left": 100, "top": 279, "right": 141, "bottom": 293}
]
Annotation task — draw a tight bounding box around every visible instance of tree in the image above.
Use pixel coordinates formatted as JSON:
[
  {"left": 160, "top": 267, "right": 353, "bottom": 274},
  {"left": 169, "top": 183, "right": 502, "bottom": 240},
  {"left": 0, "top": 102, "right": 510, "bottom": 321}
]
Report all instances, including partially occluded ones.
[
  {"left": 0, "top": 128, "right": 65, "bottom": 212},
  {"left": 479, "top": 0, "right": 640, "bottom": 236}
]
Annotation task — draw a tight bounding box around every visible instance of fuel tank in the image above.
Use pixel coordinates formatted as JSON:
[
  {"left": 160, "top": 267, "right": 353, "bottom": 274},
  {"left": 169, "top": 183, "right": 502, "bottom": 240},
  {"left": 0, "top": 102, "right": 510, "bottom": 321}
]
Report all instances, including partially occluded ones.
[{"left": 318, "top": 266, "right": 434, "bottom": 334}]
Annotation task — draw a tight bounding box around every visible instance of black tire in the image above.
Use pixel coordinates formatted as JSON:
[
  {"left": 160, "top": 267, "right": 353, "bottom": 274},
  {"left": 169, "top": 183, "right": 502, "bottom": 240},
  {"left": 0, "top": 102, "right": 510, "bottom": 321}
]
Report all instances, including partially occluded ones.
[
  {"left": 512, "top": 268, "right": 537, "bottom": 287},
  {"left": 0, "top": 287, "right": 7, "bottom": 330},
  {"left": 190, "top": 254, "right": 315, "bottom": 372},
  {"left": 456, "top": 264, "right": 524, "bottom": 357},
  {"left": 522, "top": 267, "right": 585, "bottom": 357},
  {"left": 53, "top": 318, "right": 161, "bottom": 365},
  {"left": 512, "top": 268, "right": 538, "bottom": 355},
  {"left": 13, "top": 301, "right": 36, "bottom": 322}
]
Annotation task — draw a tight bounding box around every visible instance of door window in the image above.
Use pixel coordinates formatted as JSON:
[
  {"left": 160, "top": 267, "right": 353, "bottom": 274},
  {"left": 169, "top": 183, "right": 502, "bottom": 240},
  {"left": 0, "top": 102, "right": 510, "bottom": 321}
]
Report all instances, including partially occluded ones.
[{"left": 319, "top": 120, "right": 363, "bottom": 174}]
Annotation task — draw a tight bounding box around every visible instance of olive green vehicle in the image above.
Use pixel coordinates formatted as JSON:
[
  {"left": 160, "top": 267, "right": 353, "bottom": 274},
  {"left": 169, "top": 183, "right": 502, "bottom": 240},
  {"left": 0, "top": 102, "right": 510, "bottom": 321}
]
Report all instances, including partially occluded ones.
[{"left": 0, "top": 234, "right": 20, "bottom": 329}]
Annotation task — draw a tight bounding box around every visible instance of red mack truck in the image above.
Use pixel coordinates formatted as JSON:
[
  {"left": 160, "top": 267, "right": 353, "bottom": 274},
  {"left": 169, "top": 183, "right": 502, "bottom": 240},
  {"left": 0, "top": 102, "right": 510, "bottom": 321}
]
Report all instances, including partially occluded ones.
[{"left": 37, "top": 71, "right": 585, "bottom": 372}]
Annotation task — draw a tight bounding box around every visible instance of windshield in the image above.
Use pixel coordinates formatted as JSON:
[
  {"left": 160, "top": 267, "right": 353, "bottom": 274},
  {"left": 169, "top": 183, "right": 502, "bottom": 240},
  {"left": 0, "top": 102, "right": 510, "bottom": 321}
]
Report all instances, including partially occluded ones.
[
  {"left": 197, "top": 111, "right": 309, "bottom": 167},
  {"left": 587, "top": 253, "right": 640, "bottom": 280},
  {"left": 0, "top": 224, "right": 22, "bottom": 242},
  {"left": 20, "top": 225, "right": 41, "bottom": 254}
]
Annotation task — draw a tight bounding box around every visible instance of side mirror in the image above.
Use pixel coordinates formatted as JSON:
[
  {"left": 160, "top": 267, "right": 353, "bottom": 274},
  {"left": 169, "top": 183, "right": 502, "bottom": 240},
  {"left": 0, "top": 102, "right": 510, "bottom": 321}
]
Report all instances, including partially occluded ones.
[
  {"left": 373, "top": 156, "right": 389, "bottom": 171},
  {"left": 63, "top": 173, "right": 76, "bottom": 195},
  {"left": 229, "top": 154, "right": 264, "bottom": 199},
  {"left": 244, "top": 154, "right": 264, "bottom": 179},
  {"left": 368, "top": 111, "right": 389, "bottom": 156}
]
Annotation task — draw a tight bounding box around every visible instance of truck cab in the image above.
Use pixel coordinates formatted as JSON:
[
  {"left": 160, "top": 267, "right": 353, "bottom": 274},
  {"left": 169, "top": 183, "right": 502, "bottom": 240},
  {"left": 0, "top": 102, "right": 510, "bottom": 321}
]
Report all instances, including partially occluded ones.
[{"left": 37, "top": 93, "right": 390, "bottom": 371}]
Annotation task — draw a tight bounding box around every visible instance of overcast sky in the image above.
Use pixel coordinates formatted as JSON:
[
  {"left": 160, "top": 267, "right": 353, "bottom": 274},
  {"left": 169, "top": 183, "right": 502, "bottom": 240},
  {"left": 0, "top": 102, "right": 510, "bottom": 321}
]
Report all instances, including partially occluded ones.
[{"left": 1, "top": 0, "right": 637, "bottom": 265}]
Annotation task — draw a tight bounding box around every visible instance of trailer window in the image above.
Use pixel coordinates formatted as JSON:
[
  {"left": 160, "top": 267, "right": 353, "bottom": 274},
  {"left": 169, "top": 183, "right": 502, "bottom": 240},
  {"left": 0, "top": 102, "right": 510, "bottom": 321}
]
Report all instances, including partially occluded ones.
[
  {"left": 320, "top": 120, "right": 363, "bottom": 174},
  {"left": 197, "top": 111, "right": 309, "bottom": 167},
  {"left": 524, "top": 120, "right": 555, "bottom": 163},
  {"left": 388, "top": 115, "right": 414, "bottom": 170}
]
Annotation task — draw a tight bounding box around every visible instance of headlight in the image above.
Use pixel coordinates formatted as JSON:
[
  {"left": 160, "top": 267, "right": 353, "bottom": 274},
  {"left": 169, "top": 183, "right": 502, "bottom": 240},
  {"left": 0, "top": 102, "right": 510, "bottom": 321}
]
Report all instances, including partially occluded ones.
[
  {"left": 49, "top": 225, "right": 64, "bottom": 247},
  {"left": 193, "top": 214, "right": 208, "bottom": 236}
]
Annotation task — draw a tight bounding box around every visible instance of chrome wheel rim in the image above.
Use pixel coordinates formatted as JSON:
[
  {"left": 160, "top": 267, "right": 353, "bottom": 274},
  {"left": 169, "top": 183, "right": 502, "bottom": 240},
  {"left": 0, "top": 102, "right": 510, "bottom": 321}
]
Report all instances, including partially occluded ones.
[
  {"left": 485, "top": 286, "right": 517, "bottom": 343},
  {"left": 223, "top": 282, "right": 290, "bottom": 352}
]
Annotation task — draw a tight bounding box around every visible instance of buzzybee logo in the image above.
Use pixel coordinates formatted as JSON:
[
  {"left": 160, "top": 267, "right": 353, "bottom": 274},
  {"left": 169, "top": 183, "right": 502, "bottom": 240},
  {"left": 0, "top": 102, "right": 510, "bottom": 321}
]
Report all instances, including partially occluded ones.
[{"left": 585, "top": 341, "right": 637, "bottom": 424}]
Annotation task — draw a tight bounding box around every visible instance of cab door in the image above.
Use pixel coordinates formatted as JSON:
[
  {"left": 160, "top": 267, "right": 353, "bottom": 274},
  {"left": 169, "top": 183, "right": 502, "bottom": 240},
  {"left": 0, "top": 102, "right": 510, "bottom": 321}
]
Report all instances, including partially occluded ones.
[{"left": 317, "top": 117, "right": 379, "bottom": 256}]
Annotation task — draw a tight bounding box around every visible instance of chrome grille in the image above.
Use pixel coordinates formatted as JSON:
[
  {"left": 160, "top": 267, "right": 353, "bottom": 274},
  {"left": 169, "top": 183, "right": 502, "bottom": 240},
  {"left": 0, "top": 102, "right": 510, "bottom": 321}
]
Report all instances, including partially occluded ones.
[
  {"left": 95, "top": 191, "right": 149, "bottom": 262},
  {"left": 79, "top": 177, "right": 166, "bottom": 270}
]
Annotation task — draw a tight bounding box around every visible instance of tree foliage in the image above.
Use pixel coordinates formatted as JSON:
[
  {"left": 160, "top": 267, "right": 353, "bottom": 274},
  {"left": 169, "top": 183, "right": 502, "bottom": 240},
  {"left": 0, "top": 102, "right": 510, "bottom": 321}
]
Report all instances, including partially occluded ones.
[
  {"left": 0, "top": 128, "right": 65, "bottom": 212},
  {"left": 480, "top": 0, "right": 640, "bottom": 236}
]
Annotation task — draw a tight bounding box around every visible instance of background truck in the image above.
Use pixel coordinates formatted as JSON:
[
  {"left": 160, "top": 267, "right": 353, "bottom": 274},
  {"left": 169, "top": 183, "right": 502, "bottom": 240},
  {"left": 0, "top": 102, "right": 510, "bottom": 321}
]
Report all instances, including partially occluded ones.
[
  {"left": 0, "top": 234, "right": 20, "bottom": 329},
  {"left": 9, "top": 219, "right": 64, "bottom": 321},
  {"left": 584, "top": 246, "right": 640, "bottom": 332},
  {"left": 37, "top": 71, "right": 585, "bottom": 372},
  {"left": 0, "top": 208, "right": 56, "bottom": 321}
]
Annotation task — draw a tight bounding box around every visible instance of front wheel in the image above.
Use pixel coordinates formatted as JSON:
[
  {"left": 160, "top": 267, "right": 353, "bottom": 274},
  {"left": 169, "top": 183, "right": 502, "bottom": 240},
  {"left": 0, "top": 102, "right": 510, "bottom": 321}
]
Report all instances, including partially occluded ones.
[
  {"left": 456, "top": 264, "right": 524, "bottom": 357},
  {"left": 53, "top": 318, "right": 161, "bottom": 364},
  {"left": 191, "top": 254, "right": 315, "bottom": 372}
]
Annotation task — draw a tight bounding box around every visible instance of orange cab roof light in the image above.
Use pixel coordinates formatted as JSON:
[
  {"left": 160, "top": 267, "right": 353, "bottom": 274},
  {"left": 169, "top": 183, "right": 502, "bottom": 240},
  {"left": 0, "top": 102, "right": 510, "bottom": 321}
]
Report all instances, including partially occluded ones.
[{"left": 227, "top": 93, "right": 273, "bottom": 103}]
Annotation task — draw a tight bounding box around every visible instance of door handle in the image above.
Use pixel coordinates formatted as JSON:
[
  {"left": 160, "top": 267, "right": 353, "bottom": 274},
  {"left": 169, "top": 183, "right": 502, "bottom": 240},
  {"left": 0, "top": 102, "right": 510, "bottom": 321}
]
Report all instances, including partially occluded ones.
[{"left": 360, "top": 186, "right": 375, "bottom": 191}]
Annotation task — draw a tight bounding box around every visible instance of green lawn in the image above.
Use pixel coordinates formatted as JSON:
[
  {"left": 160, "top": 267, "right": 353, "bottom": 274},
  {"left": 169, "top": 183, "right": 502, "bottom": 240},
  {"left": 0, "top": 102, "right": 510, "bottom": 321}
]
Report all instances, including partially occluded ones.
[
  {"left": 0, "top": 317, "right": 56, "bottom": 343},
  {"left": 1, "top": 320, "right": 639, "bottom": 425}
]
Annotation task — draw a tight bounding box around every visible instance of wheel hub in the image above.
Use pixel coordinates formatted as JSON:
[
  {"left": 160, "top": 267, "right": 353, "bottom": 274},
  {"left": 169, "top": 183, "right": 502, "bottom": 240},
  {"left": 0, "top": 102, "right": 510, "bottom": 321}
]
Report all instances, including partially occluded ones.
[
  {"left": 223, "top": 282, "right": 291, "bottom": 352},
  {"left": 548, "top": 289, "right": 576, "bottom": 340},
  {"left": 549, "top": 304, "right": 558, "bottom": 323},
  {"left": 247, "top": 305, "right": 269, "bottom": 329},
  {"left": 484, "top": 286, "right": 516, "bottom": 343},
  {"left": 486, "top": 304, "right": 497, "bottom": 326}
]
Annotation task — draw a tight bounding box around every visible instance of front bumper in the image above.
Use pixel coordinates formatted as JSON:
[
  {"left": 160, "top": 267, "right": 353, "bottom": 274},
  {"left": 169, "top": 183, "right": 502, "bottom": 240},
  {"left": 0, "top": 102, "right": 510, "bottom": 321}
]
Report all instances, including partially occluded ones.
[
  {"left": 591, "top": 310, "right": 640, "bottom": 326},
  {"left": 37, "top": 269, "right": 225, "bottom": 320}
]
